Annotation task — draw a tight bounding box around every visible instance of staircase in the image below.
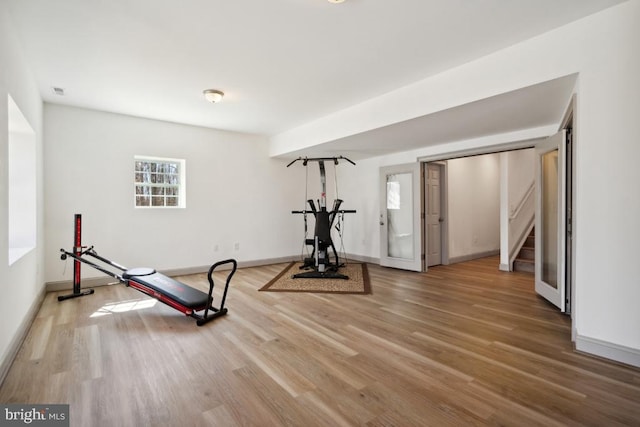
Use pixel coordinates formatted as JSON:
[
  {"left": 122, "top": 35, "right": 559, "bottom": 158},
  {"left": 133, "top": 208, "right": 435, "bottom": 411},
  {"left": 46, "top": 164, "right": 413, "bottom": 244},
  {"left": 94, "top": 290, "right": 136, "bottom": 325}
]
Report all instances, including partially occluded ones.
[{"left": 513, "top": 228, "right": 535, "bottom": 273}]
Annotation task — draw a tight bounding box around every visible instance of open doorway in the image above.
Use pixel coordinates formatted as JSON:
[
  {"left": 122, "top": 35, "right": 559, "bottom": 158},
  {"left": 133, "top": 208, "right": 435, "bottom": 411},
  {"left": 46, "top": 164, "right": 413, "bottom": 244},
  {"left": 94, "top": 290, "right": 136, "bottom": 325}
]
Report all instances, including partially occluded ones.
[
  {"left": 420, "top": 99, "right": 574, "bottom": 316},
  {"left": 424, "top": 153, "right": 503, "bottom": 267}
]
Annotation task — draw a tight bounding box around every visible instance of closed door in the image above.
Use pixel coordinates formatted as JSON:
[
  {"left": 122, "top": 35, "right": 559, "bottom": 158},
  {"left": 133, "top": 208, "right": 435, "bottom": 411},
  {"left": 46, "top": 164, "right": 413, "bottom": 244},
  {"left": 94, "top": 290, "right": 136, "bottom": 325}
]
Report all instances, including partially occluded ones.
[
  {"left": 379, "top": 163, "right": 422, "bottom": 271},
  {"left": 426, "top": 163, "right": 443, "bottom": 266}
]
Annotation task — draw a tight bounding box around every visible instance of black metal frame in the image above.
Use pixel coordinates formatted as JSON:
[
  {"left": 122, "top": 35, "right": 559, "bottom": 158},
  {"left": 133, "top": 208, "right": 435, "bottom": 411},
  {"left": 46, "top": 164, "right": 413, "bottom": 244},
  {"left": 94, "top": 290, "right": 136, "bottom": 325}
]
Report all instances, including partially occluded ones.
[
  {"left": 197, "top": 259, "right": 237, "bottom": 326},
  {"left": 287, "top": 156, "right": 356, "bottom": 279}
]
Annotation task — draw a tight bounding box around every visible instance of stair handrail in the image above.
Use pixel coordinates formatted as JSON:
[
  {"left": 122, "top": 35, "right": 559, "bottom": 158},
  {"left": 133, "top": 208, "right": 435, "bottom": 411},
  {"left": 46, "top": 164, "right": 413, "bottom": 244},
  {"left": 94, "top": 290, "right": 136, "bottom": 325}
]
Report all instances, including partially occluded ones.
[
  {"left": 509, "top": 182, "right": 535, "bottom": 221},
  {"left": 508, "top": 180, "right": 535, "bottom": 270}
]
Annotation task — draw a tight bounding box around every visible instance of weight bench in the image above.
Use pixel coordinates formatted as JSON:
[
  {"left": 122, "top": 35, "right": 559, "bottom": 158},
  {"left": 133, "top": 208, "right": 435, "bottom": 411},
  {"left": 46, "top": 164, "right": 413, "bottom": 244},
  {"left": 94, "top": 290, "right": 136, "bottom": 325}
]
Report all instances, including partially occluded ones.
[{"left": 58, "top": 214, "right": 236, "bottom": 326}]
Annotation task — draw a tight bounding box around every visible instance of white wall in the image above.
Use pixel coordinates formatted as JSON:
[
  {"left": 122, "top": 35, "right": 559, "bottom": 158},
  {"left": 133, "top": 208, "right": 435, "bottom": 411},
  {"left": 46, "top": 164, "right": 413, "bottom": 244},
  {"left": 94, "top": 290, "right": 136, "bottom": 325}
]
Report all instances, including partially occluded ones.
[
  {"left": 506, "top": 149, "right": 535, "bottom": 212},
  {"left": 334, "top": 157, "right": 382, "bottom": 260},
  {"left": 289, "top": 1, "right": 640, "bottom": 365},
  {"left": 447, "top": 155, "right": 500, "bottom": 260},
  {"left": 338, "top": 153, "right": 501, "bottom": 263},
  {"left": 0, "top": 7, "right": 45, "bottom": 376},
  {"left": 44, "top": 105, "right": 303, "bottom": 283}
]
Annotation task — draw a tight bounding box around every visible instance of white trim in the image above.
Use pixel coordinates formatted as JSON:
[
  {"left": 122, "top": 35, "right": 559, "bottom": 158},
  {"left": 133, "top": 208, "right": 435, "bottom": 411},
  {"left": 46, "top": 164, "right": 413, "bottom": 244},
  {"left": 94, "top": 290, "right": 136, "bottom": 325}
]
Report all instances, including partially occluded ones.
[
  {"left": 509, "top": 182, "right": 535, "bottom": 220},
  {"left": 45, "top": 255, "right": 301, "bottom": 292},
  {"left": 576, "top": 335, "right": 640, "bottom": 369},
  {"left": 0, "top": 287, "right": 46, "bottom": 385},
  {"left": 416, "top": 127, "right": 554, "bottom": 163},
  {"left": 134, "top": 155, "right": 186, "bottom": 208},
  {"left": 448, "top": 249, "right": 500, "bottom": 265},
  {"left": 345, "top": 253, "right": 380, "bottom": 265}
]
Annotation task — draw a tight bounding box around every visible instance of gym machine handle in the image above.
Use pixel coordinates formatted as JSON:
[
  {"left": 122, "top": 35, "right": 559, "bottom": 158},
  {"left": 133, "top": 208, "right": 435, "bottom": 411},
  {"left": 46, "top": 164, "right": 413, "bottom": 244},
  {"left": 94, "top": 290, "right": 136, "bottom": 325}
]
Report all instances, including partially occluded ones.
[
  {"left": 200, "top": 259, "right": 237, "bottom": 326},
  {"left": 286, "top": 156, "right": 356, "bottom": 167},
  {"left": 291, "top": 209, "right": 356, "bottom": 214}
]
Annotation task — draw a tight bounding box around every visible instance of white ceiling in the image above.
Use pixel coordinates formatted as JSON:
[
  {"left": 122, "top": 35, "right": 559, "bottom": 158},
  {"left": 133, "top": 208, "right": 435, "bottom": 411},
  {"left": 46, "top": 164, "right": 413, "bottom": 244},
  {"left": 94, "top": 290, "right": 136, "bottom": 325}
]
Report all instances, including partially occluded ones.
[
  {"left": 5, "top": 0, "right": 625, "bottom": 157},
  {"left": 282, "top": 74, "right": 579, "bottom": 160}
]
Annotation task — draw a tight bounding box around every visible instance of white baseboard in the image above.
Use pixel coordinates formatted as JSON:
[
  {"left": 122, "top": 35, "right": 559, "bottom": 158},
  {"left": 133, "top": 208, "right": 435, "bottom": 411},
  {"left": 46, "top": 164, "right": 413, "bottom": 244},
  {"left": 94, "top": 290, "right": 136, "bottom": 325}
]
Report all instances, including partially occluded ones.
[
  {"left": 575, "top": 334, "right": 640, "bottom": 368},
  {"left": 448, "top": 249, "right": 500, "bottom": 265},
  {"left": 46, "top": 276, "right": 117, "bottom": 292},
  {"left": 45, "top": 255, "right": 299, "bottom": 292},
  {"left": 0, "top": 286, "right": 46, "bottom": 386},
  {"left": 344, "top": 253, "right": 380, "bottom": 265},
  {"left": 499, "top": 263, "right": 511, "bottom": 272}
]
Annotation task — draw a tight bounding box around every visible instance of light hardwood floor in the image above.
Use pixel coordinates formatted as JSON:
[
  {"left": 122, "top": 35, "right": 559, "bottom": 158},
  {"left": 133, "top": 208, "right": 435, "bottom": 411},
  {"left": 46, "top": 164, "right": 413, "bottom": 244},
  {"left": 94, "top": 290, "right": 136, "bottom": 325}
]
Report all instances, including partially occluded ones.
[{"left": 1, "top": 257, "right": 639, "bottom": 426}]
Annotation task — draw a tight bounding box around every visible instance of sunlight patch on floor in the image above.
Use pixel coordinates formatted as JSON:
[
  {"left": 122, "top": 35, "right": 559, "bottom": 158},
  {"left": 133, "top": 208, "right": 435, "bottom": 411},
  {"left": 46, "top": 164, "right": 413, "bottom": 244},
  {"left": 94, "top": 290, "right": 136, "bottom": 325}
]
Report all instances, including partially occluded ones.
[{"left": 90, "top": 298, "right": 157, "bottom": 318}]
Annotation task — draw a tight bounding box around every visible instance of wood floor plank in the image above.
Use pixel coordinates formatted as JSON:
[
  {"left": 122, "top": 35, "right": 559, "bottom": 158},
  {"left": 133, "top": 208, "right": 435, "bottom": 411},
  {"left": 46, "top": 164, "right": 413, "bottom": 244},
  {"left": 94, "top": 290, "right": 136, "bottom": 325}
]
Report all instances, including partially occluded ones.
[{"left": 1, "top": 256, "right": 639, "bottom": 426}]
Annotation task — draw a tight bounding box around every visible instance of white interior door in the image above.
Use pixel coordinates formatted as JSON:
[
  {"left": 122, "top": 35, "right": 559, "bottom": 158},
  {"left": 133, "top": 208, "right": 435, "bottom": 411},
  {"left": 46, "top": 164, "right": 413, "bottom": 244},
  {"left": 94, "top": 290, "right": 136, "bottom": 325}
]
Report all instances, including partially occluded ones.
[
  {"left": 535, "top": 131, "right": 567, "bottom": 311},
  {"left": 426, "top": 163, "right": 443, "bottom": 266},
  {"left": 379, "top": 163, "right": 422, "bottom": 271}
]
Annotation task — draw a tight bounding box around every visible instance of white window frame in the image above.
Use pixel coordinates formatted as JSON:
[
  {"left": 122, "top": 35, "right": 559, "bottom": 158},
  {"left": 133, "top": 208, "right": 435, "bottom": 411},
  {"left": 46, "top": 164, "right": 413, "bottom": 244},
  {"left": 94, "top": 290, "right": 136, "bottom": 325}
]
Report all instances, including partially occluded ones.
[
  {"left": 8, "top": 94, "right": 37, "bottom": 265},
  {"left": 134, "top": 155, "right": 186, "bottom": 208}
]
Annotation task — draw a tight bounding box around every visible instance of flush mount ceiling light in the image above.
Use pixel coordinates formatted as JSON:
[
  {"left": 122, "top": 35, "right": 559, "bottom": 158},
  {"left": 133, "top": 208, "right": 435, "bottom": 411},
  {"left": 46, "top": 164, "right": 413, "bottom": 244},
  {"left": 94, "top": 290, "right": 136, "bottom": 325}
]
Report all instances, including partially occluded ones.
[
  {"left": 203, "top": 89, "right": 224, "bottom": 103},
  {"left": 328, "top": 0, "right": 345, "bottom": 3}
]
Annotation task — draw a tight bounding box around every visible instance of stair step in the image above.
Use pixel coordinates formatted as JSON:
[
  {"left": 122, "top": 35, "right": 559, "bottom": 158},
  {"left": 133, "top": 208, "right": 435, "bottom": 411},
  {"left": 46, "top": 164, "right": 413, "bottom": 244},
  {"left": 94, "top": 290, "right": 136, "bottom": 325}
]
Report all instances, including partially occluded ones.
[
  {"left": 513, "top": 227, "right": 535, "bottom": 273},
  {"left": 518, "top": 247, "right": 535, "bottom": 260},
  {"left": 513, "top": 258, "right": 534, "bottom": 273}
]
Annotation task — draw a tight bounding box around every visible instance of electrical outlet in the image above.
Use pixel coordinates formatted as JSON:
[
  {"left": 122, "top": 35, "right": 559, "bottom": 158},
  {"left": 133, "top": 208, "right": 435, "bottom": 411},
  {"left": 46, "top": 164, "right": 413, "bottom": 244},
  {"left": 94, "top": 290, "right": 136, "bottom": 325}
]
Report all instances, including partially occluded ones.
[
  {"left": 213, "top": 244, "right": 219, "bottom": 252},
  {"left": 234, "top": 242, "right": 240, "bottom": 251}
]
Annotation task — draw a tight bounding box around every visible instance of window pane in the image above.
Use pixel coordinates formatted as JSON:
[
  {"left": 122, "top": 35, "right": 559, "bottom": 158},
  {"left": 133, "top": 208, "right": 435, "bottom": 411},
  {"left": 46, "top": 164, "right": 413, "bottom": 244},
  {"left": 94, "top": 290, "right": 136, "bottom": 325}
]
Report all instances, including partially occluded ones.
[
  {"left": 135, "top": 185, "right": 151, "bottom": 195},
  {"left": 134, "top": 156, "right": 184, "bottom": 208},
  {"left": 541, "top": 150, "right": 559, "bottom": 288},
  {"left": 386, "top": 173, "right": 414, "bottom": 259}
]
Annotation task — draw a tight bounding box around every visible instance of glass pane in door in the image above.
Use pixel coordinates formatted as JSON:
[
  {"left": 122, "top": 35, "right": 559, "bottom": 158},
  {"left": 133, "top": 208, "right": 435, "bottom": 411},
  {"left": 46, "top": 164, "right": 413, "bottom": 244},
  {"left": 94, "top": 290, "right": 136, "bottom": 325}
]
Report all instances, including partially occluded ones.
[
  {"left": 541, "top": 149, "right": 559, "bottom": 288},
  {"left": 386, "top": 172, "right": 414, "bottom": 259}
]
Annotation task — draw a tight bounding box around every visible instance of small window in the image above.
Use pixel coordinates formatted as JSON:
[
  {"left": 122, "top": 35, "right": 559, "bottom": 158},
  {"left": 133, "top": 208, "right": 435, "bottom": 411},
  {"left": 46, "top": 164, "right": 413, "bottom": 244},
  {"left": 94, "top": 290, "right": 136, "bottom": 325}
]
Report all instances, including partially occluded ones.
[{"left": 134, "top": 156, "right": 185, "bottom": 208}]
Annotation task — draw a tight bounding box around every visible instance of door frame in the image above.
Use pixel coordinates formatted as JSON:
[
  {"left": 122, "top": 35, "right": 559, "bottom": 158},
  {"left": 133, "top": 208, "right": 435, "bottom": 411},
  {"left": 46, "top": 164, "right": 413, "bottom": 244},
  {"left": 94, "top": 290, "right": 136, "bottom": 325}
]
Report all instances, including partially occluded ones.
[{"left": 560, "top": 96, "right": 576, "bottom": 329}]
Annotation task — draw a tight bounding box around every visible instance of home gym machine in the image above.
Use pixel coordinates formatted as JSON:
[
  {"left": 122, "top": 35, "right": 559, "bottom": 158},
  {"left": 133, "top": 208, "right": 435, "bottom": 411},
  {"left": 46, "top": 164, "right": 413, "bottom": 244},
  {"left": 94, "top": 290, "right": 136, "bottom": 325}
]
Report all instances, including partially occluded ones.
[
  {"left": 287, "top": 156, "right": 356, "bottom": 279},
  {"left": 58, "top": 214, "right": 236, "bottom": 326}
]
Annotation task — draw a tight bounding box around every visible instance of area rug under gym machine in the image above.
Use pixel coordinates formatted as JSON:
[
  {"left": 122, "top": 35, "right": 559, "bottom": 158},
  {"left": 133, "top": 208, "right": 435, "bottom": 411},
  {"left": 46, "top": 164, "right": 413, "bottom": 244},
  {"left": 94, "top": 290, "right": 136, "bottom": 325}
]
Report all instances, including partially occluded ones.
[{"left": 259, "top": 262, "right": 370, "bottom": 294}]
